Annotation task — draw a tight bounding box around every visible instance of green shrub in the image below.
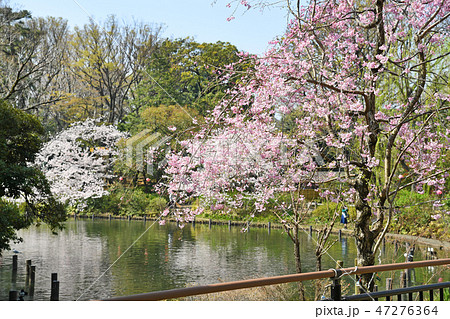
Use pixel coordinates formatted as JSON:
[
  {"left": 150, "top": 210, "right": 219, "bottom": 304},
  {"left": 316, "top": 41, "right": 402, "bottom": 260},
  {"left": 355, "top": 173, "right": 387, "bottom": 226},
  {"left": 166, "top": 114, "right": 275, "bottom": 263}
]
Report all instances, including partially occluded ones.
[
  {"left": 121, "top": 189, "right": 150, "bottom": 216},
  {"left": 309, "top": 202, "right": 355, "bottom": 224},
  {"left": 147, "top": 197, "right": 167, "bottom": 215},
  {"left": 82, "top": 183, "right": 169, "bottom": 216},
  {"left": 84, "top": 193, "right": 121, "bottom": 215},
  {"left": 390, "top": 189, "right": 433, "bottom": 235}
]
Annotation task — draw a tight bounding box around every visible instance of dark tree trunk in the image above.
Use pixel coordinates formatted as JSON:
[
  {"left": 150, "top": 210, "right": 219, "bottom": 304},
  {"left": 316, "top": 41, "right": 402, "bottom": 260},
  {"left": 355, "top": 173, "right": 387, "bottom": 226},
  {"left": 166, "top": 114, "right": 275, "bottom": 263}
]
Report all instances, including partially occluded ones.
[
  {"left": 293, "top": 224, "right": 305, "bottom": 300},
  {"left": 314, "top": 255, "right": 322, "bottom": 300},
  {"left": 353, "top": 173, "right": 382, "bottom": 292}
]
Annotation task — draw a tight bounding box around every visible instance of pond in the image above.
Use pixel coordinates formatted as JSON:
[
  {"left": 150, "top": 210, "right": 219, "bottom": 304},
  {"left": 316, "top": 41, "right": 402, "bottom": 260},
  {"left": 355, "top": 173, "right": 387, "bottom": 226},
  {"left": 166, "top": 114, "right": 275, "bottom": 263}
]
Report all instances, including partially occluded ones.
[{"left": 0, "top": 218, "right": 448, "bottom": 300}]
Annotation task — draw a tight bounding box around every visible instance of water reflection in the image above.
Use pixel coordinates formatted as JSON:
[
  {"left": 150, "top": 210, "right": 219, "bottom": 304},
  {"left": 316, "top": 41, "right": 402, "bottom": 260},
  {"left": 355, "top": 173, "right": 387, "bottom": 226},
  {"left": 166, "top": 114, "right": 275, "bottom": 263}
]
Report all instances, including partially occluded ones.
[{"left": 0, "top": 219, "right": 448, "bottom": 301}]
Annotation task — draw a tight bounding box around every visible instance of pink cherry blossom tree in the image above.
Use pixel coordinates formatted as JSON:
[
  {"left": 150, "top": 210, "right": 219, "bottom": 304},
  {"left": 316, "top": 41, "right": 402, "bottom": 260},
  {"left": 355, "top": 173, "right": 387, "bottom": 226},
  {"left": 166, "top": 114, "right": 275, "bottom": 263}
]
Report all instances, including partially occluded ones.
[
  {"left": 166, "top": 0, "right": 449, "bottom": 293},
  {"left": 35, "top": 119, "right": 127, "bottom": 209},
  {"left": 166, "top": 117, "right": 348, "bottom": 299}
]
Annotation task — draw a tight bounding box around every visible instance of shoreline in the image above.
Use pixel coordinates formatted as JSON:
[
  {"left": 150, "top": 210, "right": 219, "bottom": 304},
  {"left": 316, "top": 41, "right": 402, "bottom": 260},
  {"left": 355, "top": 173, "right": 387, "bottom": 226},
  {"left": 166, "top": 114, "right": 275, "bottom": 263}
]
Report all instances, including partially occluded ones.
[{"left": 70, "top": 213, "right": 450, "bottom": 251}]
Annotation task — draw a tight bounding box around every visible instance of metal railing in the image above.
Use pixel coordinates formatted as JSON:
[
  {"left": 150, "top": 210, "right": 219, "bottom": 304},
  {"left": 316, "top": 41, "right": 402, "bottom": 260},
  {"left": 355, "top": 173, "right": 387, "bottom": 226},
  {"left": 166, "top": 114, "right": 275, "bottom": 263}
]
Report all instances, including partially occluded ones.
[
  {"left": 101, "top": 258, "right": 450, "bottom": 301},
  {"left": 342, "top": 282, "right": 450, "bottom": 301}
]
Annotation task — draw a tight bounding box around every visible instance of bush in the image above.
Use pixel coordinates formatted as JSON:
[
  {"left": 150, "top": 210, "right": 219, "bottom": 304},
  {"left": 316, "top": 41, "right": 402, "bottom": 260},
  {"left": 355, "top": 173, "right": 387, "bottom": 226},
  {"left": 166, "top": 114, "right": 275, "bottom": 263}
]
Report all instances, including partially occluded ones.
[
  {"left": 82, "top": 184, "right": 168, "bottom": 216},
  {"left": 309, "top": 202, "right": 355, "bottom": 224},
  {"left": 390, "top": 189, "right": 434, "bottom": 236},
  {"left": 84, "top": 193, "right": 121, "bottom": 215},
  {"left": 147, "top": 197, "right": 167, "bottom": 215},
  {"left": 122, "top": 189, "right": 150, "bottom": 216}
]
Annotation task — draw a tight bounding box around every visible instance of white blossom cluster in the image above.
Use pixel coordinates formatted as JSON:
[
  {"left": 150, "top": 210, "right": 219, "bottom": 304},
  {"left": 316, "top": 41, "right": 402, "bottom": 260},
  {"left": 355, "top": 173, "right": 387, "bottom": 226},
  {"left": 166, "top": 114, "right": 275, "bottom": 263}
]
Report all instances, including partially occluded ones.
[{"left": 35, "top": 119, "right": 127, "bottom": 206}]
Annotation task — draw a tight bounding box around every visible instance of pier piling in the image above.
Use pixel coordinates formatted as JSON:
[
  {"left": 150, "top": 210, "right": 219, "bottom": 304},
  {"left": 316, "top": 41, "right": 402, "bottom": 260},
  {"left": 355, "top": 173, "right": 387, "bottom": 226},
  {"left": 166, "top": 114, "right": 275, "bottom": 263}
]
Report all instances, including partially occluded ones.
[{"left": 51, "top": 273, "right": 59, "bottom": 301}]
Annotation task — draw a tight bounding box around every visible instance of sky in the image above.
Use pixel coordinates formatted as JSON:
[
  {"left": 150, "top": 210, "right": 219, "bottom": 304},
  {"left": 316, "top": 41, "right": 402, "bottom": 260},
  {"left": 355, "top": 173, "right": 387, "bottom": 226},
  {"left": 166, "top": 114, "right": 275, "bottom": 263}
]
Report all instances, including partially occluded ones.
[{"left": 9, "top": 0, "right": 290, "bottom": 55}]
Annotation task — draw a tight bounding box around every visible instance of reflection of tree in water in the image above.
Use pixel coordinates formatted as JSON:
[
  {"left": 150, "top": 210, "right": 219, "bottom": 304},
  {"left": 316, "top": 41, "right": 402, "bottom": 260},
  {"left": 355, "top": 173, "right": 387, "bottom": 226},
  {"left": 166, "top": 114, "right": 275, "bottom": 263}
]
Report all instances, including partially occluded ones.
[
  {"left": 341, "top": 237, "right": 348, "bottom": 256},
  {"left": 2, "top": 220, "right": 448, "bottom": 300}
]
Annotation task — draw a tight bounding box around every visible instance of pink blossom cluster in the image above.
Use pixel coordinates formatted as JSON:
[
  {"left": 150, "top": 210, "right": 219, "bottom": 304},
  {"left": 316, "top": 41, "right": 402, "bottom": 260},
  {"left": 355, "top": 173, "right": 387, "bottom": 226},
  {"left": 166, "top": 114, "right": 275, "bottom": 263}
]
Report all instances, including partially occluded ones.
[{"left": 163, "top": 0, "right": 449, "bottom": 224}]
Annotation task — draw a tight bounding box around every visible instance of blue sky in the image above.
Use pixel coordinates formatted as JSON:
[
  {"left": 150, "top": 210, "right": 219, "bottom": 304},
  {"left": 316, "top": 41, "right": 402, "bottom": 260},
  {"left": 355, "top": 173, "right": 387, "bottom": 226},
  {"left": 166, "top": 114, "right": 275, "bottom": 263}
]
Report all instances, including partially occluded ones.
[{"left": 11, "top": 0, "right": 289, "bottom": 55}]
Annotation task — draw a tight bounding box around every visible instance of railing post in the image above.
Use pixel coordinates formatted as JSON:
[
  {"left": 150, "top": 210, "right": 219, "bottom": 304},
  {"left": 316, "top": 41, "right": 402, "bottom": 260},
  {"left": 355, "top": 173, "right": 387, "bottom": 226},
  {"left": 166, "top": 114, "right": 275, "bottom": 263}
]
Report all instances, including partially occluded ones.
[
  {"left": 25, "top": 259, "right": 32, "bottom": 286},
  {"left": 386, "top": 278, "right": 393, "bottom": 301},
  {"left": 354, "top": 258, "right": 360, "bottom": 295},
  {"left": 400, "top": 271, "right": 407, "bottom": 301},
  {"left": 12, "top": 255, "right": 18, "bottom": 271},
  {"left": 30, "top": 265, "right": 36, "bottom": 297},
  {"left": 51, "top": 273, "right": 59, "bottom": 301},
  {"left": 330, "top": 270, "right": 342, "bottom": 301},
  {"left": 330, "top": 261, "right": 343, "bottom": 301},
  {"left": 406, "top": 244, "right": 415, "bottom": 287},
  {"left": 9, "top": 290, "right": 18, "bottom": 301}
]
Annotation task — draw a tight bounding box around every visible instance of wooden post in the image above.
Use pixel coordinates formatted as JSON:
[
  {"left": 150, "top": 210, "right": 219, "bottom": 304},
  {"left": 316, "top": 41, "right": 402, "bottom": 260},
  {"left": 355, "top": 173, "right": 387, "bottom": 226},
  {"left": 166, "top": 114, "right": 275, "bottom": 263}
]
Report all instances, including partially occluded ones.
[
  {"left": 92, "top": 214, "right": 95, "bottom": 220},
  {"left": 385, "top": 278, "right": 393, "bottom": 301},
  {"left": 400, "top": 271, "right": 407, "bottom": 301},
  {"left": 51, "top": 273, "right": 59, "bottom": 301},
  {"left": 74, "top": 213, "right": 77, "bottom": 219},
  {"left": 228, "top": 220, "right": 231, "bottom": 230},
  {"left": 143, "top": 215, "right": 146, "bottom": 223},
  {"left": 355, "top": 258, "right": 359, "bottom": 295},
  {"left": 26, "top": 259, "right": 31, "bottom": 285},
  {"left": 9, "top": 290, "right": 18, "bottom": 301},
  {"left": 386, "top": 278, "right": 393, "bottom": 290},
  {"left": 26, "top": 260, "right": 31, "bottom": 275},
  {"left": 209, "top": 219, "right": 212, "bottom": 229},
  {"left": 128, "top": 215, "right": 131, "bottom": 221},
  {"left": 268, "top": 221, "right": 271, "bottom": 233},
  {"left": 109, "top": 214, "right": 112, "bottom": 221},
  {"left": 12, "top": 255, "right": 18, "bottom": 271},
  {"left": 338, "top": 229, "right": 342, "bottom": 240},
  {"left": 309, "top": 225, "right": 313, "bottom": 236},
  {"left": 30, "top": 266, "right": 36, "bottom": 286},
  {"left": 51, "top": 281, "right": 60, "bottom": 301},
  {"left": 11, "top": 263, "right": 17, "bottom": 287},
  {"left": 29, "top": 266, "right": 36, "bottom": 297}
]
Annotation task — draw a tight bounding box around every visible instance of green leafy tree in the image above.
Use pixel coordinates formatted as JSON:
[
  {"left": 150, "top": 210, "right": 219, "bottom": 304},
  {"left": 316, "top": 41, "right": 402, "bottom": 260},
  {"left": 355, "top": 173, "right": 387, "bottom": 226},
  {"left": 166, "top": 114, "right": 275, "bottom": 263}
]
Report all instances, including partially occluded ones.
[
  {"left": 0, "top": 3, "right": 69, "bottom": 111},
  {"left": 0, "top": 99, "right": 66, "bottom": 254},
  {"left": 133, "top": 38, "right": 246, "bottom": 117},
  {"left": 70, "top": 16, "right": 162, "bottom": 124}
]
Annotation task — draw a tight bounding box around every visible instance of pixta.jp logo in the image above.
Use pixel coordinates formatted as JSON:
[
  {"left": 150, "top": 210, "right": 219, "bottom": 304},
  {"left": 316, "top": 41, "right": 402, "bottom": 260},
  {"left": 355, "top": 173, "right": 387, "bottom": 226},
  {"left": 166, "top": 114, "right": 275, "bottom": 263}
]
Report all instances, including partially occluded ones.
[{"left": 125, "top": 130, "right": 171, "bottom": 174}]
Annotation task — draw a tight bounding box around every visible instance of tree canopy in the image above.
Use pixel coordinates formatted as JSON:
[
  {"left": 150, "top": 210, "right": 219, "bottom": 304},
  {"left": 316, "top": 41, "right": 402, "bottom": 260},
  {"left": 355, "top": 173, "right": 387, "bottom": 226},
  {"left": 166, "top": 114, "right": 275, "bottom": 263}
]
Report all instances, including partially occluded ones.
[
  {"left": 164, "top": 0, "right": 450, "bottom": 293},
  {"left": 35, "top": 119, "right": 127, "bottom": 208},
  {"left": 133, "top": 38, "right": 246, "bottom": 116},
  {"left": 0, "top": 99, "right": 65, "bottom": 253}
]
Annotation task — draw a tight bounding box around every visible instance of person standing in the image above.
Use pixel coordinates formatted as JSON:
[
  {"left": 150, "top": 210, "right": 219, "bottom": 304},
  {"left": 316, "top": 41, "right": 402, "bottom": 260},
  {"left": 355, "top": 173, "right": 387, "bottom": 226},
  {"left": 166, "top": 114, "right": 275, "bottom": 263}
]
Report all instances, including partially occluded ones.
[{"left": 341, "top": 206, "right": 348, "bottom": 229}]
